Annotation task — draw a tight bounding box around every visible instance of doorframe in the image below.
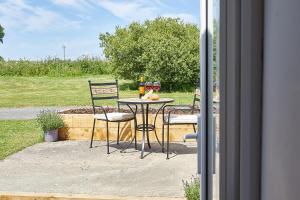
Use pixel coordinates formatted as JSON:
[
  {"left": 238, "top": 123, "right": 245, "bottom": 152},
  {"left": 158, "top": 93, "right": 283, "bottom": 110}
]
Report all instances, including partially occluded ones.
[
  {"left": 220, "top": 0, "right": 241, "bottom": 199},
  {"left": 219, "top": 0, "right": 264, "bottom": 200}
]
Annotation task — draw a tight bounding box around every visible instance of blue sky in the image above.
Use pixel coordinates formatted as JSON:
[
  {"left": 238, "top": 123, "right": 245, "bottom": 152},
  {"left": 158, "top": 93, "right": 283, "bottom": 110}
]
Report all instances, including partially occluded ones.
[{"left": 0, "top": 0, "right": 200, "bottom": 60}]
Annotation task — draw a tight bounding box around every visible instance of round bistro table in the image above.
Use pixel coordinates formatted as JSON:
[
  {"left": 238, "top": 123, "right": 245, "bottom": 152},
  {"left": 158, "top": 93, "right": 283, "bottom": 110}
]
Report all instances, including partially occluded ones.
[{"left": 118, "top": 98, "right": 174, "bottom": 159}]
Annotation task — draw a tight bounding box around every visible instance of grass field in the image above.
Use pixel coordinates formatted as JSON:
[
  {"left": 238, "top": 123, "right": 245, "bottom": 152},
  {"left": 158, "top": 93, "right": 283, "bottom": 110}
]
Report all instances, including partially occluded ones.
[
  {"left": 0, "top": 120, "right": 43, "bottom": 160},
  {"left": 0, "top": 76, "right": 194, "bottom": 107}
]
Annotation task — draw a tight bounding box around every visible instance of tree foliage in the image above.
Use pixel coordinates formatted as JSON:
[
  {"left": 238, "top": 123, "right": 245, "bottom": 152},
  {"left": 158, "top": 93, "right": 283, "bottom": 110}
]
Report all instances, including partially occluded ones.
[
  {"left": 0, "top": 24, "right": 4, "bottom": 61},
  {"left": 100, "top": 18, "right": 200, "bottom": 91},
  {"left": 0, "top": 24, "right": 4, "bottom": 44}
]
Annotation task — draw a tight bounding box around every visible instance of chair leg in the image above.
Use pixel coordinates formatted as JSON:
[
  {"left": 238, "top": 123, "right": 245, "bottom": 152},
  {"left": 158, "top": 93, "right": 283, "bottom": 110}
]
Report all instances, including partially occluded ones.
[
  {"left": 145, "top": 106, "right": 151, "bottom": 149},
  {"left": 90, "top": 119, "right": 96, "bottom": 148},
  {"left": 167, "top": 123, "right": 170, "bottom": 159},
  {"left": 117, "top": 122, "right": 120, "bottom": 145},
  {"left": 106, "top": 121, "right": 110, "bottom": 154},
  {"left": 146, "top": 132, "right": 151, "bottom": 149},
  {"left": 162, "top": 124, "right": 165, "bottom": 153},
  {"left": 192, "top": 124, "right": 196, "bottom": 133}
]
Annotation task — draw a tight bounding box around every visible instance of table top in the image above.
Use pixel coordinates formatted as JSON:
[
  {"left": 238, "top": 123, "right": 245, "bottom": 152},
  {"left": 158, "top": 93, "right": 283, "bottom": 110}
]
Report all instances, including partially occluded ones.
[{"left": 118, "top": 97, "right": 174, "bottom": 105}]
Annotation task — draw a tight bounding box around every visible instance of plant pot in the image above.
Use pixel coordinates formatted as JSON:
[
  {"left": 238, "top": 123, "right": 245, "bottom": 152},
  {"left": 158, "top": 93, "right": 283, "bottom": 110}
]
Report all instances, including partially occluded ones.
[{"left": 44, "top": 129, "right": 58, "bottom": 142}]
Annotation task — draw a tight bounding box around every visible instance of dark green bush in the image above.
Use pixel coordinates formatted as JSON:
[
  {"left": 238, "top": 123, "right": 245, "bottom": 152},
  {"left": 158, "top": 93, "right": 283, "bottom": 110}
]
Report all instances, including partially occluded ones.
[
  {"left": 183, "top": 176, "right": 200, "bottom": 200},
  {"left": 37, "top": 111, "right": 64, "bottom": 132},
  {"left": 100, "top": 17, "right": 200, "bottom": 91},
  {"left": 0, "top": 56, "right": 112, "bottom": 77}
]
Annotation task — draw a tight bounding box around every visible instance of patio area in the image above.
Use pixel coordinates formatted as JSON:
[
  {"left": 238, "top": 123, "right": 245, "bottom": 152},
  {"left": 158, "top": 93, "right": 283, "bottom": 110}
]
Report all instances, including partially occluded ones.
[{"left": 0, "top": 140, "right": 197, "bottom": 199}]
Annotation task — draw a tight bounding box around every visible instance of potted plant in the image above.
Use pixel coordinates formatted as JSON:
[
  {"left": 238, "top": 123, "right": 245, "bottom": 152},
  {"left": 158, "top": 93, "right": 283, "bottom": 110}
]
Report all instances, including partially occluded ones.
[{"left": 37, "top": 110, "right": 64, "bottom": 142}]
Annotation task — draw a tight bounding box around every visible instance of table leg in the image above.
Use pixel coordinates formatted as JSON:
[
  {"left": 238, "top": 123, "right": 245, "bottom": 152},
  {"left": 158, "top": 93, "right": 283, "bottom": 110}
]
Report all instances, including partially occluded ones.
[
  {"left": 153, "top": 103, "right": 166, "bottom": 146},
  {"left": 120, "top": 104, "right": 137, "bottom": 152},
  {"left": 146, "top": 104, "right": 151, "bottom": 149},
  {"left": 141, "top": 104, "right": 146, "bottom": 159}
]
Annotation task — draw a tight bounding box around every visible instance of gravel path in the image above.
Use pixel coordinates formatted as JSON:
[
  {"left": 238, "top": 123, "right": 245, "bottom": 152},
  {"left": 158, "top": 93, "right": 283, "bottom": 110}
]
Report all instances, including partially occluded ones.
[{"left": 0, "top": 107, "right": 89, "bottom": 120}]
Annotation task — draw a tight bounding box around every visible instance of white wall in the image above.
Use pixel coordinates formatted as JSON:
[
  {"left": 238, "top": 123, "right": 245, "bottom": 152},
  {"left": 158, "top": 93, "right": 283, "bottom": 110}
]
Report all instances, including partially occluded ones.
[{"left": 262, "top": 0, "right": 300, "bottom": 199}]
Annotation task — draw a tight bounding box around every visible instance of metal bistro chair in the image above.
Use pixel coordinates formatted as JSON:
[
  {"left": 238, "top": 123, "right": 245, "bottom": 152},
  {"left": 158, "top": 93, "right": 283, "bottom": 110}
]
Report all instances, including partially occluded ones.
[
  {"left": 162, "top": 89, "right": 200, "bottom": 159},
  {"left": 88, "top": 80, "right": 137, "bottom": 154}
]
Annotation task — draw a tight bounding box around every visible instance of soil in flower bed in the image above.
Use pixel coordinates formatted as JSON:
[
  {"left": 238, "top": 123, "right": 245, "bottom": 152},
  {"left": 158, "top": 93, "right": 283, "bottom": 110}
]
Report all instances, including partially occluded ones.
[{"left": 59, "top": 106, "right": 200, "bottom": 115}]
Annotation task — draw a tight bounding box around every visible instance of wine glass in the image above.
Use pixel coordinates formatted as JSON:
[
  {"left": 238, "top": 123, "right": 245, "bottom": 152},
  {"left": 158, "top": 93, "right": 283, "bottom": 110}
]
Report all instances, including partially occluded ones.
[
  {"left": 153, "top": 81, "right": 161, "bottom": 92},
  {"left": 145, "top": 82, "right": 153, "bottom": 92}
]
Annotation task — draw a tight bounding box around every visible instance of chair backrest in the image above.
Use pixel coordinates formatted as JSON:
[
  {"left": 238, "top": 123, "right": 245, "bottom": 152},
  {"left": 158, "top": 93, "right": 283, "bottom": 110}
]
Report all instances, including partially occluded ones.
[
  {"left": 88, "top": 80, "right": 119, "bottom": 113},
  {"left": 192, "top": 88, "right": 200, "bottom": 114}
]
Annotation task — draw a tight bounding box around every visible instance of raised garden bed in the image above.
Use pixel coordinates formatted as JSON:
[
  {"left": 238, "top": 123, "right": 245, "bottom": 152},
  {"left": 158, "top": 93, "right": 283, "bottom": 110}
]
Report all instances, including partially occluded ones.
[
  {"left": 58, "top": 107, "right": 200, "bottom": 142},
  {"left": 59, "top": 107, "right": 200, "bottom": 115}
]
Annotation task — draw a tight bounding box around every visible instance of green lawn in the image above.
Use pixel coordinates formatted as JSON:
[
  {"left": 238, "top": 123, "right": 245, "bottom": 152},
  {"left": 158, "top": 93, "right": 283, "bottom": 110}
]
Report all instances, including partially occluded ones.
[
  {"left": 0, "top": 120, "right": 43, "bottom": 160},
  {"left": 0, "top": 76, "right": 194, "bottom": 107}
]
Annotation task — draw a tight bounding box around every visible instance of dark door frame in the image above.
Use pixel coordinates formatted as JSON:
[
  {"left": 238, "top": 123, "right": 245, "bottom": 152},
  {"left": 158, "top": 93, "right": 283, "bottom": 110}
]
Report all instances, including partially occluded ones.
[{"left": 219, "top": 0, "right": 264, "bottom": 200}]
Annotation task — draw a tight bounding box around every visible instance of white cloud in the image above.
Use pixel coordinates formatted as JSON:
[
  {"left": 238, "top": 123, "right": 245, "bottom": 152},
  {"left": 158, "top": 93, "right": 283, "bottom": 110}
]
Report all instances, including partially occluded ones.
[
  {"left": 96, "top": 0, "right": 158, "bottom": 22},
  {"left": 0, "top": 0, "right": 81, "bottom": 32},
  {"left": 48, "top": 0, "right": 199, "bottom": 24},
  {"left": 95, "top": 0, "right": 198, "bottom": 24},
  {"left": 152, "top": 0, "right": 167, "bottom": 7},
  {"left": 51, "top": 0, "right": 92, "bottom": 10}
]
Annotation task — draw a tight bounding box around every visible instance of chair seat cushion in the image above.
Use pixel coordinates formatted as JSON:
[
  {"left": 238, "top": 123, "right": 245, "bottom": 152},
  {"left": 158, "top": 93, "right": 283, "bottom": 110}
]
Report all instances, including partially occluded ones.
[
  {"left": 164, "top": 114, "right": 198, "bottom": 124},
  {"left": 94, "top": 112, "right": 134, "bottom": 121}
]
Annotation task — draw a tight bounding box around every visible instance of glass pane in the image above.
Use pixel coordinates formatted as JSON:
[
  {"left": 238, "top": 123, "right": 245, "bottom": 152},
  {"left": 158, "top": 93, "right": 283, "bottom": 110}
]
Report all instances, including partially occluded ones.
[{"left": 212, "top": 0, "right": 220, "bottom": 199}]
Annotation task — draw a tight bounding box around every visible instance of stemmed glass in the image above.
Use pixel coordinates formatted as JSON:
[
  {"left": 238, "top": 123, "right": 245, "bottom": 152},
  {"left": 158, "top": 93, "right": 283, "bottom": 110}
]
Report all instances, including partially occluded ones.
[
  {"left": 145, "top": 82, "right": 153, "bottom": 92},
  {"left": 153, "top": 81, "right": 161, "bottom": 92}
]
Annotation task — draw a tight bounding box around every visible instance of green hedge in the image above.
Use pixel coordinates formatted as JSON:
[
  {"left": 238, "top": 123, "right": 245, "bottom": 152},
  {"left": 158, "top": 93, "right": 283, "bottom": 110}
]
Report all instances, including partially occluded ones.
[{"left": 0, "top": 57, "right": 112, "bottom": 77}]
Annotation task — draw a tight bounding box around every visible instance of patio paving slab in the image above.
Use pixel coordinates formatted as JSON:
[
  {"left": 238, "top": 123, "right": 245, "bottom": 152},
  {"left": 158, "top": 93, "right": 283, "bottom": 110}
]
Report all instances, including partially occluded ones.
[{"left": 0, "top": 141, "right": 197, "bottom": 198}]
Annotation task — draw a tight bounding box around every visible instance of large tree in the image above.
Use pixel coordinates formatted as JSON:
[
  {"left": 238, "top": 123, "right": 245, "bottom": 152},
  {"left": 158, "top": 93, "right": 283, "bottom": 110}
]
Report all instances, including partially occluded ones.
[
  {"left": 100, "top": 17, "right": 200, "bottom": 91},
  {"left": 0, "top": 25, "right": 4, "bottom": 60},
  {"left": 0, "top": 25, "right": 4, "bottom": 44}
]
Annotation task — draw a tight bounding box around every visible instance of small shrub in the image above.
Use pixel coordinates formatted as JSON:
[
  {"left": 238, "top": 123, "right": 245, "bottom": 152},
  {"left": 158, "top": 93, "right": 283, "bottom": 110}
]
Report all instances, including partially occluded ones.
[
  {"left": 183, "top": 176, "right": 200, "bottom": 200},
  {"left": 37, "top": 110, "right": 64, "bottom": 132}
]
